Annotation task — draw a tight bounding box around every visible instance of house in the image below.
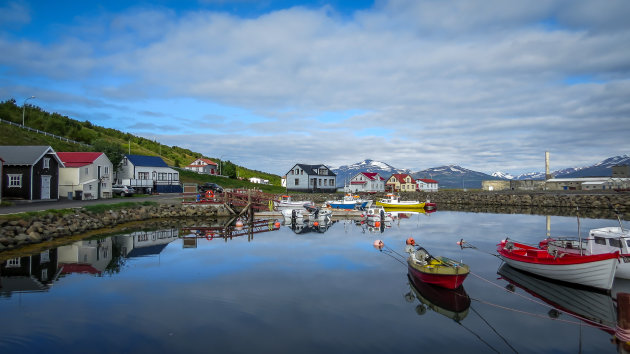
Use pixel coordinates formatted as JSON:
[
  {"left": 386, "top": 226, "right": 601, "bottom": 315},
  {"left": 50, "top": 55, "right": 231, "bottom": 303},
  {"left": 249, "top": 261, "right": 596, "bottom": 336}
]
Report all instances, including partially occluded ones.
[
  {"left": 285, "top": 164, "right": 336, "bottom": 193},
  {"left": 184, "top": 158, "right": 218, "bottom": 175},
  {"left": 249, "top": 177, "right": 269, "bottom": 185},
  {"left": 117, "top": 154, "right": 183, "bottom": 193},
  {"left": 0, "top": 145, "right": 63, "bottom": 201},
  {"left": 1, "top": 249, "right": 58, "bottom": 296},
  {"left": 545, "top": 177, "right": 630, "bottom": 191},
  {"left": 385, "top": 173, "right": 417, "bottom": 192},
  {"left": 346, "top": 172, "right": 385, "bottom": 193},
  {"left": 416, "top": 178, "right": 439, "bottom": 192},
  {"left": 57, "top": 152, "right": 114, "bottom": 200}
]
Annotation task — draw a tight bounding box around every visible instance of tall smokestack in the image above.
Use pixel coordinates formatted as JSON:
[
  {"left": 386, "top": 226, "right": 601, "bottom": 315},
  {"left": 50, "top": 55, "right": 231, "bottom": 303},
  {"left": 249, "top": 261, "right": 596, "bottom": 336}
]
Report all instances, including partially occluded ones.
[{"left": 545, "top": 151, "right": 552, "bottom": 180}]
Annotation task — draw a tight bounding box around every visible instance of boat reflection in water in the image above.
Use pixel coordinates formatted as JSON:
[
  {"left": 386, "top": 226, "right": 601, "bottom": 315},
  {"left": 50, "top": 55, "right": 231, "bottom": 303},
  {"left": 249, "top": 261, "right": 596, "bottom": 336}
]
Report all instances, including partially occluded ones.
[
  {"left": 405, "top": 272, "right": 471, "bottom": 322},
  {"left": 181, "top": 218, "right": 281, "bottom": 247},
  {"left": 283, "top": 217, "right": 335, "bottom": 234},
  {"left": 497, "top": 263, "right": 630, "bottom": 336}
]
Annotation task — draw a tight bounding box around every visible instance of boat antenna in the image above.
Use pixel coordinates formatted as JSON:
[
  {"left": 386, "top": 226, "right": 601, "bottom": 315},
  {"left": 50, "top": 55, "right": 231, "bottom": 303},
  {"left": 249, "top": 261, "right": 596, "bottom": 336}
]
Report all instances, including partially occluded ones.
[
  {"left": 614, "top": 206, "right": 625, "bottom": 232},
  {"left": 576, "top": 206, "right": 583, "bottom": 256}
]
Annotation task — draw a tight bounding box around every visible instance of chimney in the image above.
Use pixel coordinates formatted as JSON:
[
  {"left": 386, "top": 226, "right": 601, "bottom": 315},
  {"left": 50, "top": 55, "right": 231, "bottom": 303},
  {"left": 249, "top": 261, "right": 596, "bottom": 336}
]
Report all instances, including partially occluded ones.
[{"left": 545, "top": 151, "right": 552, "bottom": 180}]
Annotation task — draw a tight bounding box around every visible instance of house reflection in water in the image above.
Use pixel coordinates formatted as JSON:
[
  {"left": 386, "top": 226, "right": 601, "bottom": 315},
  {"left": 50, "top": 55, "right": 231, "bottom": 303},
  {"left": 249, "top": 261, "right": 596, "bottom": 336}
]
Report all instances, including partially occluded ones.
[
  {"left": 0, "top": 249, "right": 59, "bottom": 297},
  {"left": 57, "top": 238, "right": 112, "bottom": 276},
  {"left": 113, "top": 229, "right": 179, "bottom": 258}
]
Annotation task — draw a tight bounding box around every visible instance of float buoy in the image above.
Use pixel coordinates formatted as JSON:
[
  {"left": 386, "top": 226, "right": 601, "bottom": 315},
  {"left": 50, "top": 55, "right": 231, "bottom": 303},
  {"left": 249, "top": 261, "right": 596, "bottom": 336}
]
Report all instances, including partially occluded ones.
[
  {"left": 406, "top": 237, "right": 416, "bottom": 246},
  {"left": 375, "top": 221, "right": 381, "bottom": 228},
  {"left": 373, "top": 240, "right": 384, "bottom": 250},
  {"left": 313, "top": 221, "right": 319, "bottom": 227},
  {"left": 205, "top": 190, "right": 214, "bottom": 199},
  {"left": 274, "top": 222, "right": 280, "bottom": 228}
]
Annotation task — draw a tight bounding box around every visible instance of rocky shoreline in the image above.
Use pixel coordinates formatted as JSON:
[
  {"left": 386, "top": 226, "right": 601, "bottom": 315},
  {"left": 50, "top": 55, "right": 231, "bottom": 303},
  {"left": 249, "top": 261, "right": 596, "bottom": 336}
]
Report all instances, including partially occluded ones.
[{"left": 1, "top": 191, "right": 629, "bottom": 252}]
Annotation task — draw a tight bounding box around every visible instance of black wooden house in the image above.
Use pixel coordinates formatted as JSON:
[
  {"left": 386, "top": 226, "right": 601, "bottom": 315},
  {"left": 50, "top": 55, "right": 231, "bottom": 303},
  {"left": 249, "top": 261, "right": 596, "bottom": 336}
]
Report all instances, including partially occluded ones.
[{"left": 0, "top": 146, "right": 63, "bottom": 201}]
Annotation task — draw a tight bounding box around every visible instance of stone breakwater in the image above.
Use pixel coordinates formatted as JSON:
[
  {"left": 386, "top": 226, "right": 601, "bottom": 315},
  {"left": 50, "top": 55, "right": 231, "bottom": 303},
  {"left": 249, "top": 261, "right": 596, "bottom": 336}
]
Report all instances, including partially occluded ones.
[
  {"left": 0, "top": 203, "right": 232, "bottom": 251},
  {"left": 291, "top": 191, "right": 630, "bottom": 217}
]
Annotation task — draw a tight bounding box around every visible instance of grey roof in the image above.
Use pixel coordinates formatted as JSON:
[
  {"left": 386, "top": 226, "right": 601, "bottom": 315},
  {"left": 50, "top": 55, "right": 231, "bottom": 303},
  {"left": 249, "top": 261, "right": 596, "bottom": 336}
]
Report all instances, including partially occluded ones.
[
  {"left": 0, "top": 146, "right": 63, "bottom": 166},
  {"left": 288, "top": 163, "right": 336, "bottom": 177}
]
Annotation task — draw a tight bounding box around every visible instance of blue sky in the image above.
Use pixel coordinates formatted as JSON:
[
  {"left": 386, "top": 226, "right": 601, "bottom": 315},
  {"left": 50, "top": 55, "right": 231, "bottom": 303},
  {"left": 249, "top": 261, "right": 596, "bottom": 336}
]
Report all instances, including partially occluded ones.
[{"left": 1, "top": 0, "right": 629, "bottom": 175}]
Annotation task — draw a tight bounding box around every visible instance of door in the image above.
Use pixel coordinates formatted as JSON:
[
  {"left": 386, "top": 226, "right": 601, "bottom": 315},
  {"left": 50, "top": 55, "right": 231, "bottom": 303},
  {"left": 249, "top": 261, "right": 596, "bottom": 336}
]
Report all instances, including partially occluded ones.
[{"left": 41, "top": 175, "right": 51, "bottom": 200}]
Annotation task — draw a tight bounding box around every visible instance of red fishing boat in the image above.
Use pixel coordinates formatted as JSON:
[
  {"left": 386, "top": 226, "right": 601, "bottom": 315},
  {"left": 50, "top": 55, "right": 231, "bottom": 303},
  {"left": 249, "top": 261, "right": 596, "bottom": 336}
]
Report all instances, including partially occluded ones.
[
  {"left": 405, "top": 239, "right": 469, "bottom": 290},
  {"left": 497, "top": 239, "right": 619, "bottom": 291}
]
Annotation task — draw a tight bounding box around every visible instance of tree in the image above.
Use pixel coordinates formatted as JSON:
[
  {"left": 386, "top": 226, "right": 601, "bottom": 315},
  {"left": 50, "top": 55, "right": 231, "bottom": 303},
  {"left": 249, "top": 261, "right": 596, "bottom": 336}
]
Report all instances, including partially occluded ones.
[
  {"left": 92, "top": 139, "right": 125, "bottom": 173},
  {"left": 222, "top": 160, "right": 237, "bottom": 178}
]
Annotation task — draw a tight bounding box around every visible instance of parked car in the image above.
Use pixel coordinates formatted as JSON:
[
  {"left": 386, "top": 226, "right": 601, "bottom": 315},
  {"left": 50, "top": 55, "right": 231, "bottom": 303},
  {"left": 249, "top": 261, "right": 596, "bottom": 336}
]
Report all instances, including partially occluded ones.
[
  {"left": 112, "top": 185, "right": 135, "bottom": 197},
  {"left": 199, "top": 182, "right": 224, "bottom": 194}
]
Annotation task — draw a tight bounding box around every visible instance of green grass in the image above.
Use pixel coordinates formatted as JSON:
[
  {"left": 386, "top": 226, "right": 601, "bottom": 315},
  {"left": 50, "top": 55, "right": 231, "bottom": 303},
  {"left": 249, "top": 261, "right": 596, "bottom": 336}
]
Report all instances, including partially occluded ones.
[{"left": 0, "top": 208, "right": 77, "bottom": 221}]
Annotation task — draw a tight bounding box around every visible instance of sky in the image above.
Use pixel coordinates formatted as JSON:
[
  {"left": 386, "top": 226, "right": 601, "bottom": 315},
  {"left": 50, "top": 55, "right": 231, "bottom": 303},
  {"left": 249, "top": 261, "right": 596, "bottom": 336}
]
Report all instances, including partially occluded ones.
[{"left": 1, "top": 0, "right": 629, "bottom": 176}]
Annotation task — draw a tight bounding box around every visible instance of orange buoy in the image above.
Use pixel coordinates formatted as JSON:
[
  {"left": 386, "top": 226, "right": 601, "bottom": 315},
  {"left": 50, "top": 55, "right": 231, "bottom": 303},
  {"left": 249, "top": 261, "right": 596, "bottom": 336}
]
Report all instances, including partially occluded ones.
[
  {"left": 313, "top": 221, "right": 319, "bottom": 227},
  {"left": 373, "top": 240, "right": 384, "bottom": 250},
  {"left": 375, "top": 221, "right": 381, "bottom": 228},
  {"left": 274, "top": 222, "right": 280, "bottom": 228},
  {"left": 406, "top": 237, "right": 416, "bottom": 246}
]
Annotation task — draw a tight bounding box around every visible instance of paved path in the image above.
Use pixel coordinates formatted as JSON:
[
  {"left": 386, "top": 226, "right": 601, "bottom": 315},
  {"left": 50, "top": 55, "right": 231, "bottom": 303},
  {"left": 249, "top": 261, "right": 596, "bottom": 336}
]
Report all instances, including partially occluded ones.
[{"left": 0, "top": 194, "right": 183, "bottom": 215}]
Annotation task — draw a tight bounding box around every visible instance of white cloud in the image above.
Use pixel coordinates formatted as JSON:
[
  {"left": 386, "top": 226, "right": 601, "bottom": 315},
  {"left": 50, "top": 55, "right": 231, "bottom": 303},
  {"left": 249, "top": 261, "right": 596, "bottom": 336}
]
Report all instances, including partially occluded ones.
[{"left": 1, "top": 0, "right": 629, "bottom": 175}]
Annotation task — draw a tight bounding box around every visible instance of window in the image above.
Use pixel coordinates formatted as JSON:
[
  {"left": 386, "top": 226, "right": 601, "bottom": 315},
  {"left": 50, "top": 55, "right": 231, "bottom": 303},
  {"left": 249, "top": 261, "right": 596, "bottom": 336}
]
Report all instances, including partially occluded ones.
[
  {"left": 104, "top": 166, "right": 109, "bottom": 175},
  {"left": 324, "top": 179, "right": 327, "bottom": 186},
  {"left": 8, "top": 174, "right": 22, "bottom": 187},
  {"left": 295, "top": 178, "right": 299, "bottom": 186},
  {"left": 318, "top": 179, "right": 322, "bottom": 186},
  {"left": 85, "top": 167, "right": 89, "bottom": 174},
  {"left": 594, "top": 237, "right": 606, "bottom": 245},
  {"left": 6, "top": 258, "right": 20, "bottom": 268},
  {"left": 88, "top": 184, "right": 93, "bottom": 190},
  {"left": 43, "top": 158, "right": 50, "bottom": 169},
  {"left": 123, "top": 159, "right": 127, "bottom": 166},
  {"left": 138, "top": 172, "right": 149, "bottom": 179},
  {"left": 609, "top": 238, "right": 622, "bottom": 248}
]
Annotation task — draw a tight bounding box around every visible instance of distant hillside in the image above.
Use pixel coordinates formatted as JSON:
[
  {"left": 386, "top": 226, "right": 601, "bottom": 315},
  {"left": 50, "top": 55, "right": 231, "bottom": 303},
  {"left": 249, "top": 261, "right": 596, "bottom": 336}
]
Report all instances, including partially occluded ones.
[{"left": 0, "top": 99, "right": 282, "bottom": 187}]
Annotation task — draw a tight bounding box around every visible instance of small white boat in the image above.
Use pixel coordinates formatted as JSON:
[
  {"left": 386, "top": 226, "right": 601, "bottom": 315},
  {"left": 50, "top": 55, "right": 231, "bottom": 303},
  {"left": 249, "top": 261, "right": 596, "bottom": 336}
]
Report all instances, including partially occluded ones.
[
  {"left": 541, "top": 225, "right": 630, "bottom": 279},
  {"left": 275, "top": 195, "right": 314, "bottom": 210}
]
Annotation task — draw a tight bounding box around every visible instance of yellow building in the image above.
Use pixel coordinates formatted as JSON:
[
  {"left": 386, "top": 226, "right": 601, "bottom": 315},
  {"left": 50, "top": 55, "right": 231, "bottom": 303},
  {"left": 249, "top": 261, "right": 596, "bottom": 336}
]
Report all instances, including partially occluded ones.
[{"left": 386, "top": 173, "right": 416, "bottom": 192}]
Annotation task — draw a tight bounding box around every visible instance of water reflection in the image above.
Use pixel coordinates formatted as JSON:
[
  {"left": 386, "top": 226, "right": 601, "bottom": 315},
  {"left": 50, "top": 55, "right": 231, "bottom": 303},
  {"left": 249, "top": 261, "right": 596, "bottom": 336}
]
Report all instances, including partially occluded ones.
[
  {"left": 405, "top": 274, "right": 471, "bottom": 322},
  {"left": 0, "top": 248, "right": 57, "bottom": 296},
  {"left": 180, "top": 218, "right": 281, "bottom": 247}
]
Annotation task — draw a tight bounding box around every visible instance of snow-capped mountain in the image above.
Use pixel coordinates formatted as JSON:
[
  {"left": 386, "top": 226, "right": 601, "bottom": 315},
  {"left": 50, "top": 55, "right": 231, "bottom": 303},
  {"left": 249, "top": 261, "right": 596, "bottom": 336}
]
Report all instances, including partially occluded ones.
[
  {"left": 329, "top": 155, "right": 629, "bottom": 190},
  {"left": 491, "top": 171, "right": 515, "bottom": 180},
  {"left": 411, "top": 165, "right": 500, "bottom": 189},
  {"left": 331, "top": 159, "right": 410, "bottom": 187},
  {"left": 504, "top": 154, "right": 630, "bottom": 180}
]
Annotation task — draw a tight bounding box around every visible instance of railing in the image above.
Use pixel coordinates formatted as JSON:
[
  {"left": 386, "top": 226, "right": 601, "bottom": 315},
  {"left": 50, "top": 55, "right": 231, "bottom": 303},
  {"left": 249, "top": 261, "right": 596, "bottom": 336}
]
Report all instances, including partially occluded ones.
[{"left": 0, "top": 118, "right": 91, "bottom": 147}]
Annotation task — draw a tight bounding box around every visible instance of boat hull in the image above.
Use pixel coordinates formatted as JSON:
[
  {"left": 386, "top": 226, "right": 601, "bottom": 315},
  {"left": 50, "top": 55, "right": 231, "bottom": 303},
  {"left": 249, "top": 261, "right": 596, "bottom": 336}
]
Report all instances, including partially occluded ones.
[
  {"left": 407, "top": 273, "right": 470, "bottom": 321},
  {"left": 376, "top": 201, "right": 425, "bottom": 209},
  {"left": 497, "top": 240, "right": 618, "bottom": 290},
  {"left": 407, "top": 258, "right": 469, "bottom": 290}
]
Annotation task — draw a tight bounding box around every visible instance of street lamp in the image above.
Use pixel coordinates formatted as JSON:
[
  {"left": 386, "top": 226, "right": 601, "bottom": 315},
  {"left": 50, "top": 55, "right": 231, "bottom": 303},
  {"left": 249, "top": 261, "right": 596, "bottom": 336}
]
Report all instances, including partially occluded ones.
[
  {"left": 219, "top": 155, "right": 226, "bottom": 176},
  {"left": 22, "top": 96, "right": 36, "bottom": 126}
]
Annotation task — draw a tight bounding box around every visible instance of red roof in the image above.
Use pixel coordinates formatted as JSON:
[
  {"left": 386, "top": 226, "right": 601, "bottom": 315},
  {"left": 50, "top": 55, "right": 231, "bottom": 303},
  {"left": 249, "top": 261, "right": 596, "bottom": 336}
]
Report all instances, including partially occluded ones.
[
  {"left": 196, "top": 158, "right": 218, "bottom": 166},
  {"left": 418, "top": 178, "right": 438, "bottom": 183},
  {"left": 361, "top": 172, "right": 385, "bottom": 181},
  {"left": 350, "top": 181, "right": 366, "bottom": 184},
  {"left": 389, "top": 173, "right": 415, "bottom": 184},
  {"left": 57, "top": 152, "right": 103, "bottom": 167}
]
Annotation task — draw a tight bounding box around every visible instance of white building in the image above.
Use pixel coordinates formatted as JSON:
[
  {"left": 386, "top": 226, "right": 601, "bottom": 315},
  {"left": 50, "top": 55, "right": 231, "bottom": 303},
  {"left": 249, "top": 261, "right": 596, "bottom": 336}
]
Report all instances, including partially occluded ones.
[
  {"left": 249, "top": 177, "right": 269, "bottom": 185},
  {"left": 58, "top": 152, "right": 113, "bottom": 200},
  {"left": 117, "top": 155, "right": 182, "bottom": 193},
  {"left": 346, "top": 172, "right": 385, "bottom": 193},
  {"left": 184, "top": 158, "right": 218, "bottom": 175},
  {"left": 285, "top": 163, "right": 336, "bottom": 193},
  {"left": 416, "top": 178, "right": 439, "bottom": 192}
]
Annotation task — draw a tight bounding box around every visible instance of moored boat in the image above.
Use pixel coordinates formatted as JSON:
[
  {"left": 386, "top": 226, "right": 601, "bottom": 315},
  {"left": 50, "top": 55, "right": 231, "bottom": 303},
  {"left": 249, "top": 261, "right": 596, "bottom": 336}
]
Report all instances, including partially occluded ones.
[
  {"left": 275, "top": 195, "right": 314, "bottom": 210},
  {"left": 496, "top": 239, "right": 619, "bottom": 291},
  {"left": 376, "top": 194, "right": 425, "bottom": 209},
  {"left": 405, "top": 239, "right": 469, "bottom": 290},
  {"left": 326, "top": 194, "right": 371, "bottom": 210},
  {"left": 539, "top": 225, "right": 630, "bottom": 279}
]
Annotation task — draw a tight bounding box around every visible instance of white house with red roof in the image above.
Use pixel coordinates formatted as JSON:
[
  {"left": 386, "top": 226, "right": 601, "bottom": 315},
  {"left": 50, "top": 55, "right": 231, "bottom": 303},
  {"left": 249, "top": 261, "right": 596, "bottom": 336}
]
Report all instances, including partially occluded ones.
[
  {"left": 58, "top": 152, "right": 113, "bottom": 200},
  {"left": 184, "top": 158, "right": 218, "bottom": 175},
  {"left": 347, "top": 172, "right": 385, "bottom": 193},
  {"left": 416, "top": 178, "right": 439, "bottom": 192}
]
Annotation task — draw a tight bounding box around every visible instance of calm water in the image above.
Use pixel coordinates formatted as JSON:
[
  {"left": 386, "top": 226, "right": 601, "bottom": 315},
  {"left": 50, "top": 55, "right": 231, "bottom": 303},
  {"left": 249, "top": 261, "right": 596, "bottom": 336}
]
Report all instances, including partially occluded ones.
[{"left": 1, "top": 211, "right": 628, "bottom": 354}]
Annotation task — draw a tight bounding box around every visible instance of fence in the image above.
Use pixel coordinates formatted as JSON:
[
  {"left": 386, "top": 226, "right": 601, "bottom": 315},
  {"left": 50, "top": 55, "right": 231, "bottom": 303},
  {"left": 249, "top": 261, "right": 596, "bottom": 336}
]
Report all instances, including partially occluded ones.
[{"left": 0, "top": 118, "right": 91, "bottom": 147}]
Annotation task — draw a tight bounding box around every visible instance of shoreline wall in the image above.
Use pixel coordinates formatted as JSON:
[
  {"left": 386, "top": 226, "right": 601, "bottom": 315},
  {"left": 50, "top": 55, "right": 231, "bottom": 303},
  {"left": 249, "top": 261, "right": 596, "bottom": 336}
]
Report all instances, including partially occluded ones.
[{"left": 1, "top": 191, "right": 629, "bottom": 251}]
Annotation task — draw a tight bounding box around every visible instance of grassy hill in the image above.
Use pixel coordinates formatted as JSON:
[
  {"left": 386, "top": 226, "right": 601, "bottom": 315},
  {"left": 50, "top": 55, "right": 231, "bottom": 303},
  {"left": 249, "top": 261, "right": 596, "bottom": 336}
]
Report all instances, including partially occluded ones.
[{"left": 0, "top": 99, "right": 285, "bottom": 193}]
